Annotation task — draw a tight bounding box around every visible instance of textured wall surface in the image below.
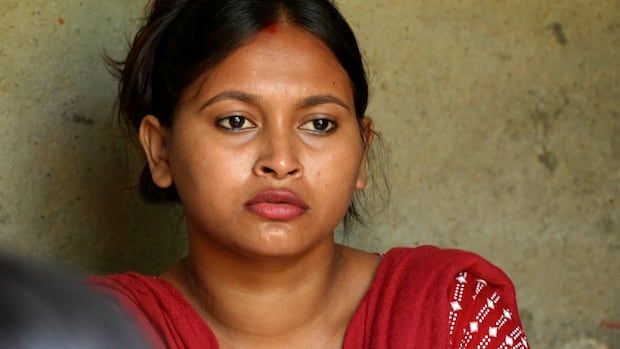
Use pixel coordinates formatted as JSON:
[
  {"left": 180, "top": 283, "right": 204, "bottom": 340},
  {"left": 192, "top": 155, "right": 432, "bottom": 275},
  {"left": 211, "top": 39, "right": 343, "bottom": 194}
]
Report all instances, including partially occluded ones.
[
  {"left": 0, "top": 0, "right": 186, "bottom": 274},
  {"left": 0, "top": 1, "right": 618, "bottom": 348}
]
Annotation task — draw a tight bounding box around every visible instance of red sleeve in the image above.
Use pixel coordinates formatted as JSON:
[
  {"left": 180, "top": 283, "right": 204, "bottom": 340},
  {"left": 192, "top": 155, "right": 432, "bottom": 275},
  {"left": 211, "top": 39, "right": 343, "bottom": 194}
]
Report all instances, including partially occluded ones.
[
  {"left": 448, "top": 272, "right": 529, "bottom": 349},
  {"left": 87, "top": 276, "right": 168, "bottom": 349},
  {"left": 86, "top": 273, "right": 219, "bottom": 349}
]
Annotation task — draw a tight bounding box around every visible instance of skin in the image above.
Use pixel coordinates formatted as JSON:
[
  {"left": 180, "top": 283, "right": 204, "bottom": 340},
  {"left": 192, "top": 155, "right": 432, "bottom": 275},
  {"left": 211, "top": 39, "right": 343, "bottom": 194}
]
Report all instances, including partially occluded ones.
[{"left": 139, "top": 23, "right": 380, "bottom": 348}]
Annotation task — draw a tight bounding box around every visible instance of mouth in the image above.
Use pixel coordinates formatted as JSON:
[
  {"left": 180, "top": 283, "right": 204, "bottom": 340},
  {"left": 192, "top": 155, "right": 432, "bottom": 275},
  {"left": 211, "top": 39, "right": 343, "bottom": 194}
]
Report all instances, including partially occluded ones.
[{"left": 245, "top": 189, "right": 309, "bottom": 221}]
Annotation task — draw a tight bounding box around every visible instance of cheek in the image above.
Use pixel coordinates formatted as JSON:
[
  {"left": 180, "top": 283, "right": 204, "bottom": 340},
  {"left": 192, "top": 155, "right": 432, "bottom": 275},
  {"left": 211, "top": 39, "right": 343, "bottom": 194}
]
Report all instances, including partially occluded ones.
[
  {"left": 170, "top": 136, "right": 255, "bottom": 204},
  {"left": 307, "top": 143, "right": 363, "bottom": 202}
]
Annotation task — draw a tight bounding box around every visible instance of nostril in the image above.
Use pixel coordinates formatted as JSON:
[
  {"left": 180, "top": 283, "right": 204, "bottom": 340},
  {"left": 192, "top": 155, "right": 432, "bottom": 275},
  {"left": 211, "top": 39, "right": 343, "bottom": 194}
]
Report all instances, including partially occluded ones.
[
  {"left": 255, "top": 160, "right": 303, "bottom": 179},
  {"left": 261, "top": 166, "right": 275, "bottom": 174}
]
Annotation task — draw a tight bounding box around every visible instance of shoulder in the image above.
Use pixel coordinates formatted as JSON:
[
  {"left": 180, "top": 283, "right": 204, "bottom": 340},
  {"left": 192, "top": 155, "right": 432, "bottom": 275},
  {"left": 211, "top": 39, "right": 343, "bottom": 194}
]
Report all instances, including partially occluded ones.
[
  {"left": 86, "top": 273, "right": 179, "bottom": 349},
  {"left": 381, "top": 245, "right": 501, "bottom": 271},
  {"left": 384, "top": 246, "right": 530, "bottom": 348},
  {"left": 377, "top": 246, "right": 522, "bottom": 324},
  {"left": 86, "top": 272, "right": 169, "bottom": 309},
  {"left": 87, "top": 272, "right": 218, "bottom": 348},
  {"left": 378, "top": 246, "right": 517, "bottom": 294},
  {"left": 344, "top": 246, "right": 528, "bottom": 348},
  {"left": 87, "top": 272, "right": 159, "bottom": 290},
  {"left": 86, "top": 272, "right": 191, "bottom": 324}
]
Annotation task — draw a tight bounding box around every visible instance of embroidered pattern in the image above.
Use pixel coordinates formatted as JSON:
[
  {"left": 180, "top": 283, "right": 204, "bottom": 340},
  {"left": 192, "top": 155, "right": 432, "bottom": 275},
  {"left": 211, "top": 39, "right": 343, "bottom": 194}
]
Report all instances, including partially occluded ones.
[{"left": 448, "top": 272, "right": 529, "bottom": 348}]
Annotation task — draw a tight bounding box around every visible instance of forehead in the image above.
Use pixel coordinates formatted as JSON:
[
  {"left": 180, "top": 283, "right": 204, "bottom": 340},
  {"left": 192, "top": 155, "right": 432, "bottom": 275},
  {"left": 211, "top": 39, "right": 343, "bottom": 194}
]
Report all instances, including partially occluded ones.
[{"left": 188, "top": 23, "right": 354, "bottom": 103}]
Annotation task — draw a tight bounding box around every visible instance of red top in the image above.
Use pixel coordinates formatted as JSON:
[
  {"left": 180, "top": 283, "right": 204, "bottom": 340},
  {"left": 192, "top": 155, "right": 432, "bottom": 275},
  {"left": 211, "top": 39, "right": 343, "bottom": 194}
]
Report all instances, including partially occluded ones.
[{"left": 88, "top": 246, "right": 529, "bottom": 348}]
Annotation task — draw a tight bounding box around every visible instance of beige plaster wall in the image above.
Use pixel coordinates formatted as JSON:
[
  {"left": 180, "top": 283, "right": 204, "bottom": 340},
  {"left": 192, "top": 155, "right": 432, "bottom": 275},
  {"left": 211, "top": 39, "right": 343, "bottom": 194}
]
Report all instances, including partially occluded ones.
[{"left": 0, "top": 1, "right": 618, "bottom": 347}]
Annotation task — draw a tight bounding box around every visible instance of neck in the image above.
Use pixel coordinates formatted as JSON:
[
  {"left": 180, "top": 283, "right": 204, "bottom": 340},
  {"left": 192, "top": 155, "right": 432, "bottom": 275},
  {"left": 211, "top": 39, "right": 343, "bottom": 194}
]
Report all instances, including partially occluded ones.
[{"left": 182, "top": 232, "right": 346, "bottom": 341}]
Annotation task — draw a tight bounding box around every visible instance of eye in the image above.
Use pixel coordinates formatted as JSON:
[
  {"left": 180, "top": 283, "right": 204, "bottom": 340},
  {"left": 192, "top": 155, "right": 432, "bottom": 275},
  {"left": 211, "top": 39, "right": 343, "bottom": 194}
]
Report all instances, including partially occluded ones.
[
  {"left": 217, "top": 115, "right": 256, "bottom": 132},
  {"left": 299, "top": 118, "right": 337, "bottom": 134}
]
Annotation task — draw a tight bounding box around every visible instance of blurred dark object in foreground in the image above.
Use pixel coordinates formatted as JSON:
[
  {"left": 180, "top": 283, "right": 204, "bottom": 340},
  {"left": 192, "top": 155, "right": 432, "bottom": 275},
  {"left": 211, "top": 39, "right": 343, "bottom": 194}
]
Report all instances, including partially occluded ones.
[{"left": 0, "top": 254, "right": 151, "bottom": 349}]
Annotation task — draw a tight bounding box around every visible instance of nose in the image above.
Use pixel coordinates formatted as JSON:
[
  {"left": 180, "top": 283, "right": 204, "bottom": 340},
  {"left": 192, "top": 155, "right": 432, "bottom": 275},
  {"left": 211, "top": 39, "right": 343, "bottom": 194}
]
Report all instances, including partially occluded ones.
[{"left": 253, "top": 130, "right": 303, "bottom": 180}]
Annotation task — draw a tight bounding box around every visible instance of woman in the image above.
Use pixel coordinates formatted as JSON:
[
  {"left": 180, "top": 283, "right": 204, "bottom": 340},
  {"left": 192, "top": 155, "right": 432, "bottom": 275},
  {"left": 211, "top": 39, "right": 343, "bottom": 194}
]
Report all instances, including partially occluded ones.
[{"left": 89, "top": 0, "right": 529, "bottom": 348}]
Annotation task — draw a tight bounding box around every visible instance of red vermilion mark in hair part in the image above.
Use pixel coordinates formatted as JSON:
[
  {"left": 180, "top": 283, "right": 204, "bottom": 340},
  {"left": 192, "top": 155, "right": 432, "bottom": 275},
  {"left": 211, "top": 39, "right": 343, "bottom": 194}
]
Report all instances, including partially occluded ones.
[
  {"left": 601, "top": 320, "right": 620, "bottom": 330},
  {"left": 264, "top": 22, "right": 278, "bottom": 34}
]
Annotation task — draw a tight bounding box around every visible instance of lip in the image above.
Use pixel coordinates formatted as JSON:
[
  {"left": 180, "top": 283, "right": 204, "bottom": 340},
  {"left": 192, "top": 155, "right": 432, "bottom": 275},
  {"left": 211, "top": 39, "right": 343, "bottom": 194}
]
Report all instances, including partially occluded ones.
[{"left": 245, "top": 189, "right": 309, "bottom": 221}]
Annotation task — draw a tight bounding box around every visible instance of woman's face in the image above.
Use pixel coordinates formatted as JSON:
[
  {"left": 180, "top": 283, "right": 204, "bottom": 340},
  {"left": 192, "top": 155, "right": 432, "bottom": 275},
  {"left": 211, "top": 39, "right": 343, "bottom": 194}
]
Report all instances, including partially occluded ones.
[{"left": 142, "top": 23, "right": 369, "bottom": 257}]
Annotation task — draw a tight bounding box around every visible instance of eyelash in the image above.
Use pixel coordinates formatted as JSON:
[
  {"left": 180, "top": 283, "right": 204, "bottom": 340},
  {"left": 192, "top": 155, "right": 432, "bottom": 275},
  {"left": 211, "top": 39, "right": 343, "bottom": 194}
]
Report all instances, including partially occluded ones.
[
  {"left": 216, "top": 115, "right": 256, "bottom": 132},
  {"left": 299, "top": 118, "right": 337, "bottom": 134},
  {"left": 216, "top": 116, "right": 337, "bottom": 134}
]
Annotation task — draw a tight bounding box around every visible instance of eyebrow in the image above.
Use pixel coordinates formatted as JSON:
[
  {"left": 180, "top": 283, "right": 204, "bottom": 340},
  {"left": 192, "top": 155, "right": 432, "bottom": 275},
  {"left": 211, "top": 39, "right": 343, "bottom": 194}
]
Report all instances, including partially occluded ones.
[
  {"left": 297, "top": 95, "right": 351, "bottom": 112},
  {"left": 199, "top": 90, "right": 260, "bottom": 111},
  {"left": 198, "top": 90, "right": 351, "bottom": 112}
]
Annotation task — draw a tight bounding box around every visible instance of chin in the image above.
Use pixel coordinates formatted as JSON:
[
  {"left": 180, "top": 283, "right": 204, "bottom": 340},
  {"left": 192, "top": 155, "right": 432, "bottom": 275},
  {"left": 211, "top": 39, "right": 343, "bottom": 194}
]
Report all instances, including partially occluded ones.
[{"left": 234, "top": 225, "right": 331, "bottom": 259}]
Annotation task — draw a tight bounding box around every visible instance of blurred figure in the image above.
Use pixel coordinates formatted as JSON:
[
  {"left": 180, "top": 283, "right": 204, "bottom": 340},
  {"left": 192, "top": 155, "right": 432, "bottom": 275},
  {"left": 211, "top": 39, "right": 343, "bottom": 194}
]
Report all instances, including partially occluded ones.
[{"left": 0, "top": 254, "right": 150, "bottom": 349}]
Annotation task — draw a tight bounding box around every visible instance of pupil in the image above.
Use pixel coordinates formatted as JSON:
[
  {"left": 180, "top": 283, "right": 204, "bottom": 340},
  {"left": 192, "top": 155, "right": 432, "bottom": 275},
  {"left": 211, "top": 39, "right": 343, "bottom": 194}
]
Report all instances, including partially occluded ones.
[
  {"left": 313, "top": 119, "right": 328, "bottom": 131},
  {"left": 230, "top": 116, "right": 244, "bottom": 128}
]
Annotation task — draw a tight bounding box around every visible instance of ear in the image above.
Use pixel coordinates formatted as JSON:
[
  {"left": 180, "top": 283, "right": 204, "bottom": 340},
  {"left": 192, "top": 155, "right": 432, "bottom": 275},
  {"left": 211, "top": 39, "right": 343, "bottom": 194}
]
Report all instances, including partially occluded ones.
[
  {"left": 356, "top": 116, "right": 375, "bottom": 190},
  {"left": 139, "top": 115, "right": 173, "bottom": 188}
]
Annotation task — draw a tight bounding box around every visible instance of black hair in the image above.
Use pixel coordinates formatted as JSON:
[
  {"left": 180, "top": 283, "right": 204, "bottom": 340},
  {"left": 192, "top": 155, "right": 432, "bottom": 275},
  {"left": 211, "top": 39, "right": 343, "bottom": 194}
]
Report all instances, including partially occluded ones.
[
  {"left": 110, "top": 0, "right": 387, "bottom": 229},
  {"left": 0, "top": 254, "right": 150, "bottom": 348}
]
